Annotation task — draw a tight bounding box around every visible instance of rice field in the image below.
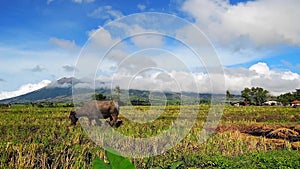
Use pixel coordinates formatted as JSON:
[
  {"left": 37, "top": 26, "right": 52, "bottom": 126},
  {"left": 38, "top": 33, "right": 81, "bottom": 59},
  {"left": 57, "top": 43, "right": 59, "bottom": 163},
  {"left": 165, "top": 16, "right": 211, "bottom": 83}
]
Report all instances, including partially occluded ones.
[{"left": 0, "top": 104, "right": 299, "bottom": 168}]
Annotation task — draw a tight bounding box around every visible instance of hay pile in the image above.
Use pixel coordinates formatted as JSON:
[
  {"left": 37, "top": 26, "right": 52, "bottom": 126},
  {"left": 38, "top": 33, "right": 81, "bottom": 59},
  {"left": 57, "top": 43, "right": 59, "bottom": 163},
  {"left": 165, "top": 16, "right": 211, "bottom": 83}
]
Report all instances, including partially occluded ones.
[
  {"left": 267, "top": 128, "right": 299, "bottom": 140},
  {"left": 242, "top": 125, "right": 300, "bottom": 142}
]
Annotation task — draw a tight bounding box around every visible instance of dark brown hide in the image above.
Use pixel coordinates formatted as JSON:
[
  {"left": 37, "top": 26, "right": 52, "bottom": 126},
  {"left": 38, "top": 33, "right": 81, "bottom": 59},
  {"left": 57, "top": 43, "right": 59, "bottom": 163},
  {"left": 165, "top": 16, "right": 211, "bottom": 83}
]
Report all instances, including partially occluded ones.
[{"left": 72, "top": 100, "right": 119, "bottom": 126}]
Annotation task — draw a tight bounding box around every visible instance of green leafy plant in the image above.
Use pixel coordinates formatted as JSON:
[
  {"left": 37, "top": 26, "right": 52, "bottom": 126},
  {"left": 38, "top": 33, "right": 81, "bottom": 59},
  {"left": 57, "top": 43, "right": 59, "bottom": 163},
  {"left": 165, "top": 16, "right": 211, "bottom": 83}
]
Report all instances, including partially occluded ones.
[
  {"left": 93, "top": 148, "right": 136, "bottom": 169},
  {"left": 92, "top": 93, "right": 107, "bottom": 100}
]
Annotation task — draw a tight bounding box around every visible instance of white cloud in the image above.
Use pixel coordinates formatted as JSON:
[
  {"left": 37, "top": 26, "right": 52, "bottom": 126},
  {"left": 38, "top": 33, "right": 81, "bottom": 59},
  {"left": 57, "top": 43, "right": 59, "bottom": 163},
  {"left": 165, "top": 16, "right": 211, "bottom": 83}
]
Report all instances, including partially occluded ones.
[
  {"left": 0, "top": 80, "right": 51, "bottom": 100},
  {"left": 182, "top": 0, "right": 300, "bottom": 46},
  {"left": 225, "top": 62, "right": 300, "bottom": 95},
  {"left": 78, "top": 12, "right": 300, "bottom": 96},
  {"left": 49, "top": 38, "right": 78, "bottom": 51},
  {"left": 88, "top": 6, "right": 123, "bottom": 20},
  {"left": 0, "top": 44, "right": 76, "bottom": 91},
  {"left": 47, "top": 0, "right": 54, "bottom": 5},
  {"left": 49, "top": 37, "right": 79, "bottom": 51},
  {"left": 131, "top": 34, "right": 164, "bottom": 48},
  {"left": 177, "top": 0, "right": 300, "bottom": 67},
  {"left": 62, "top": 65, "right": 76, "bottom": 72},
  {"left": 47, "top": 80, "right": 72, "bottom": 88},
  {"left": 87, "top": 28, "right": 121, "bottom": 48},
  {"left": 30, "top": 65, "right": 45, "bottom": 72},
  {"left": 101, "top": 23, "right": 165, "bottom": 48},
  {"left": 249, "top": 62, "right": 270, "bottom": 75},
  {"left": 87, "top": 13, "right": 169, "bottom": 49},
  {"left": 137, "top": 4, "right": 146, "bottom": 11},
  {"left": 127, "top": 25, "right": 165, "bottom": 48},
  {"left": 72, "top": 0, "right": 94, "bottom": 4},
  {"left": 94, "top": 62, "right": 300, "bottom": 96},
  {"left": 80, "top": 24, "right": 166, "bottom": 78}
]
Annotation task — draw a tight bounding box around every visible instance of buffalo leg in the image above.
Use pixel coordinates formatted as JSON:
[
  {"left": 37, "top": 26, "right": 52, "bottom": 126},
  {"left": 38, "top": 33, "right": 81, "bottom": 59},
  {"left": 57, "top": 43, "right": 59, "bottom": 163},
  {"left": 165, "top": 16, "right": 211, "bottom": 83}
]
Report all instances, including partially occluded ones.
[{"left": 109, "top": 115, "right": 118, "bottom": 126}]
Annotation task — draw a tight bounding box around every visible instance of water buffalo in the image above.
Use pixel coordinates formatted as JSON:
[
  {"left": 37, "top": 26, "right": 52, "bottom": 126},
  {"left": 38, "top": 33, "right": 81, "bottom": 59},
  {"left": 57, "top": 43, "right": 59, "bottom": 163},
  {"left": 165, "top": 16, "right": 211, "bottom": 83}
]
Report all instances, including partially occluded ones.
[{"left": 69, "top": 100, "right": 121, "bottom": 127}]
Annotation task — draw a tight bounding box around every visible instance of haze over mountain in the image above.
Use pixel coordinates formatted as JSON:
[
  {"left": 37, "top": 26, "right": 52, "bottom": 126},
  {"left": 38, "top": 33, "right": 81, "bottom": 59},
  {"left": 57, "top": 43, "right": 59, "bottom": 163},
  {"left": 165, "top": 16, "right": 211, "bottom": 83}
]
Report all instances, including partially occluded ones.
[
  {"left": 0, "top": 77, "right": 218, "bottom": 104},
  {"left": 0, "top": 77, "right": 77, "bottom": 103}
]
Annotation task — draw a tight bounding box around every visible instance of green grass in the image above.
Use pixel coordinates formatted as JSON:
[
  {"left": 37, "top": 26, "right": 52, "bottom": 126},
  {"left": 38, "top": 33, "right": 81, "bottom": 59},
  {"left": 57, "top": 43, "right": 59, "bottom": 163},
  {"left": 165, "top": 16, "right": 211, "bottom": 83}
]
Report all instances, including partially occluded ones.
[
  {"left": 0, "top": 105, "right": 299, "bottom": 168},
  {"left": 177, "top": 150, "right": 300, "bottom": 169}
]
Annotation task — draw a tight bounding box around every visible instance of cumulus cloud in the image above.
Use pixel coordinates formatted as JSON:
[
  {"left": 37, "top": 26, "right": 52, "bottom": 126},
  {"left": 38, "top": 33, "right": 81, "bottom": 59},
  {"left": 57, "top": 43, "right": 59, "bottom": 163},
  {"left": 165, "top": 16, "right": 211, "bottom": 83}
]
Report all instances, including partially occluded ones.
[
  {"left": 130, "top": 30, "right": 165, "bottom": 48},
  {"left": 88, "top": 6, "right": 123, "bottom": 20},
  {"left": 47, "top": 0, "right": 94, "bottom": 4},
  {"left": 181, "top": 0, "right": 300, "bottom": 47},
  {"left": 179, "top": 0, "right": 300, "bottom": 66},
  {"left": 30, "top": 65, "right": 45, "bottom": 72},
  {"left": 94, "top": 24, "right": 165, "bottom": 48},
  {"left": 62, "top": 65, "right": 76, "bottom": 72},
  {"left": 87, "top": 28, "right": 121, "bottom": 48},
  {"left": 72, "top": 0, "right": 94, "bottom": 3},
  {"left": 137, "top": 4, "right": 146, "bottom": 11},
  {"left": 0, "top": 80, "right": 51, "bottom": 100},
  {"left": 249, "top": 62, "right": 270, "bottom": 75},
  {"left": 225, "top": 62, "right": 300, "bottom": 95},
  {"left": 49, "top": 37, "right": 79, "bottom": 51},
  {"left": 47, "top": 82, "right": 72, "bottom": 88},
  {"left": 46, "top": 77, "right": 76, "bottom": 88},
  {"left": 78, "top": 12, "right": 300, "bottom": 96},
  {"left": 94, "top": 62, "right": 300, "bottom": 96}
]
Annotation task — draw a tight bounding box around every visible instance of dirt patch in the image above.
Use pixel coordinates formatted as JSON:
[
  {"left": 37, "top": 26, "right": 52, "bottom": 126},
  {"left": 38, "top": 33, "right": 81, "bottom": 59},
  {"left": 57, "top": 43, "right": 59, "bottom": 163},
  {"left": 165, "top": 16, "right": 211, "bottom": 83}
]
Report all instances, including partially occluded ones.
[
  {"left": 215, "top": 124, "right": 241, "bottom": 133},
  {"left": 240, "top": 124, "right": 273, "bottom": 137}
]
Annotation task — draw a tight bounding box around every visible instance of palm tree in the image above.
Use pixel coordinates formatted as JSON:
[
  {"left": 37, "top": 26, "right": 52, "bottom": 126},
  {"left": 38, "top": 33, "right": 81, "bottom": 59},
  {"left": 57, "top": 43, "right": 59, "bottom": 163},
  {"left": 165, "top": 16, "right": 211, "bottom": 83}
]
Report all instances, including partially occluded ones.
[{"left": 113, "top": 86, "right": 122, "bottom": 101}]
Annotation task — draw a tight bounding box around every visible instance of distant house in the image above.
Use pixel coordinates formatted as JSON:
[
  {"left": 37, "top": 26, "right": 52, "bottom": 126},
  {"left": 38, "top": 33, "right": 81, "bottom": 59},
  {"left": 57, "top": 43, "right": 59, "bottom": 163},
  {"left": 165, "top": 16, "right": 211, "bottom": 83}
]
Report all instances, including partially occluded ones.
[
  {"left": 291, "top": 100, "right": 300, "bottom": 107},
  {"left": 263, "top": 100, "right": 281, "bottom": 106},
  {"left": 229, "top": 100, "right": 249, "bottom": 106}
]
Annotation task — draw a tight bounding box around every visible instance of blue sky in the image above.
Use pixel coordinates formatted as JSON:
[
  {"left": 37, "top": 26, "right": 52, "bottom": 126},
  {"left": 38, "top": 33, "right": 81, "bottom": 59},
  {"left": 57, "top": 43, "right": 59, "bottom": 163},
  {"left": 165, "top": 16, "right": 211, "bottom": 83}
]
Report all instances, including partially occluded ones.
[
  {"left": 0, "top": 0, "right": 268, "bottom": 48},
  {"left": 0, "top": 0, "right": 300, "bottom": 99}
]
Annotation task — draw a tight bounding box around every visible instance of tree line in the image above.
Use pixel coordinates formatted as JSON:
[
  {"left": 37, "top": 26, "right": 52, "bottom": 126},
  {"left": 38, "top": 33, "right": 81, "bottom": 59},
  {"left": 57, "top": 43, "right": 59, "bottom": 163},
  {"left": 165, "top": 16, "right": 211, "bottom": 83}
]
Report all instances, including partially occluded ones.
[
  {"left": 227, "top": 87, "right": 300, "bottom": 106},
  {"left": 277, "top": 89, "right": 300, "bottom": 106},
  {"left": 93, "top": 86, "right": 300, "bottom": 106}
]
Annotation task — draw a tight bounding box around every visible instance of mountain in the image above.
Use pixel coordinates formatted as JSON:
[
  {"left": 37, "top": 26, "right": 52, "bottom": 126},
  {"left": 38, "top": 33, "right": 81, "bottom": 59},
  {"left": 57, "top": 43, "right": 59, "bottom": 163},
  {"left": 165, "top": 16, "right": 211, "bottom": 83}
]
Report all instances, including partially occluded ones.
[
  {"left": 0, "top": 77, "right": 82, "bottom": 104},
  {"left": 0, "top": 77, "right": 226, "bottom": 104}
]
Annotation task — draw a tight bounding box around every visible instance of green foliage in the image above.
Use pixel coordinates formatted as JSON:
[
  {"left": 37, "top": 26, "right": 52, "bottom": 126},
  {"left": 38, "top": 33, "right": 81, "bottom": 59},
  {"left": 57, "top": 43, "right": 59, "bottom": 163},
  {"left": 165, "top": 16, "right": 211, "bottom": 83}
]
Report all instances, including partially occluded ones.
[
  {"left": 226, "top": 90, "right": 234, "bottom": 100},
  {"left": 241, "top": 87, "right": 252, "bottom": 103},
  {"left": 150, "top": 161, "right": 183, "bottom": 169},
  {"left": 93, "top": 148, "right": 135, "bottom": 169},
  {"left": 252, "top": 87, "right": 269, "bottom": 106},
  {"left": 169, "top": 161, "right": 183, "bottom": 169},
  {"left": 293, "top": 89, "right": 300, "bottom": 100},
  {"left": 112, "top": 86, "right": 122, "bottom": 100},
  {"left": 92, "top": 93, "right": 107, "bottom": 100},
  {"left": 162, "top": 150, "right": 300, "bottom": 168},
  {"left": 93, "top": 158, "right": 111, "bottom": 169},
  {"left": 278, "top": 89, "right": 300, "bottom": 106},
  {"left": 241, "top": 87, "right": 269, "bottom": 105},
  {"left": 216, "top": 150, "right": 300, "bottom": 169}
]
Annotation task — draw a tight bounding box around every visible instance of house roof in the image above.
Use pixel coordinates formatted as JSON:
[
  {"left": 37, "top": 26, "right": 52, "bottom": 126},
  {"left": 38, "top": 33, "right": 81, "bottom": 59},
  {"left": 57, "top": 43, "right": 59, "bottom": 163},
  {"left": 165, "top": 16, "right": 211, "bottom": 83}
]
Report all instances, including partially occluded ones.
[
  {"left": 264, "top": 100, "right": 278, "bottom": 103},
  {"left": 291, "top": 100, "right": 300, "bottom": 104}
]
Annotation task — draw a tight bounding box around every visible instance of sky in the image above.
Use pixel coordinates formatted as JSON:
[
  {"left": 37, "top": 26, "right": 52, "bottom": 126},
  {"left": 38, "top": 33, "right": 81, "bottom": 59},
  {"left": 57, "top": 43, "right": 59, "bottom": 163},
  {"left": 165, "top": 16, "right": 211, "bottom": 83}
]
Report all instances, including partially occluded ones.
[{"left": 0, "top": 0, "right": 300, "bottom": 100}]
